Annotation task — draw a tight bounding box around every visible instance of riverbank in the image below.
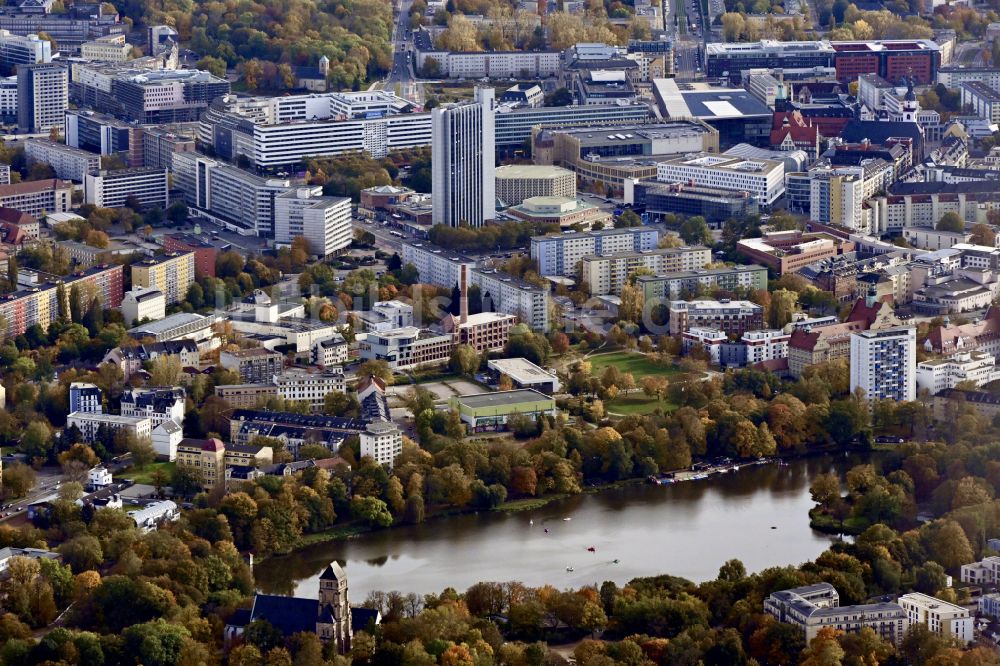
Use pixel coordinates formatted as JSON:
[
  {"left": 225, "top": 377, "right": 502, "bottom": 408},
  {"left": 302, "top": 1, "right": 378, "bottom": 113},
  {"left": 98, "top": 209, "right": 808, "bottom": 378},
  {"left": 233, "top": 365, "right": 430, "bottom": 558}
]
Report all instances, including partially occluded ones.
[{"left": 283, "top": 479, "right": 644, "bottom": 556}]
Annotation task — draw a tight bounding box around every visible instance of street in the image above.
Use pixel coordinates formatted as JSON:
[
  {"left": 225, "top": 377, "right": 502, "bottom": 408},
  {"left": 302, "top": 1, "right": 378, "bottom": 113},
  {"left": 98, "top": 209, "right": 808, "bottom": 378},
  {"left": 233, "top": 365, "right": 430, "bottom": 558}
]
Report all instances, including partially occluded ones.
[{"left": 385, "top": 0, "right": 424, "bottom": 106}]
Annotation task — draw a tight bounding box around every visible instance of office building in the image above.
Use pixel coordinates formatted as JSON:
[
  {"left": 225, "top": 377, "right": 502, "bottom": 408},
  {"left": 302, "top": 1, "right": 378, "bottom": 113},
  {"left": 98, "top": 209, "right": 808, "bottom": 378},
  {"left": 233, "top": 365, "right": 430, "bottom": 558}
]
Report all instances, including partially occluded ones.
[
  {"left": 0, "top": 263, "right": 122, "bottom": 339},
  {"left": 67, "top": 412, "right": 151, "bottom": 443},
  {"left": 64, "top": 109, "right": 143, "bottom": 166},
  {"left": 495, "top": 164, "right": 576, "bottom": 206},
  {"left": 79, "top": 36, "right": 132, "bottom": 63},
  {"left": 16, "top": 62, "right": 65, "bottom": 132},
  {"left": 274, "top": 188, "right": 352, "bottom": 258},
  {"left": 199, "top": 91, "right": 432, "bottom": 170},
  {"left": 414, "top": 39, "right": 560, "bottom": 79},
  {"left": 916, "top": 350, "right": 1000, "bottom": 394},
  {"left": 120, "top": 386, "right": 185, "bottom": 428},
  {"left": 449, "top": 389, "right": 557, "bottom": 432},
  {"left": 573, "top": 69, "right": 637, "bottom": 105},
  {"left": 359, "top": 326, "right": 454, "bottom": 370},
  {"left": 626, "top": 181, "right": 760, "bottom": 225},
  {"left": 764, "top": 583, "right": 905, "bottom": 644},
  {"left": 530, "top": 226, "right": 663, "bottom": 277},
  {"left": 220, "top": 347, "right": 284, "bottom": 383},
  {"left": 121, "top": 286, "right": 165, "bottom": 326},
  {"left": 359, "top": 421, "right": 403, "bottom": 469},
  {"left": 850, "top": 327, "right": 917, "bottom": 403},
  {"left": 69, "top": 382, "right": 102, "bottom": 413},
  {"left": 431, "top": 87, "right": 496, "bottom": 228},
  {"left": 449, "top": 311, "right": 516, "bottom": 354},
  {"left": 274, "top": 369, "right": 346, "bottom": 412},
  {"left": 637, "top": 265, "right": 769, "bottom": 301},
  {"left": 176, "top": 437, "right": 273, "bottom": 489},
  {"left": 171, "top": 152, "right": 291, "bottom": 238},
  {"left": 656, "top": 153, "right": 785, "bottom": 207},
  {"left": 668, "top": 299, "right": 764, "bottom": 336},
  {"left": 937, "top": 66, "right": 1000, "bottom": 91},
  {"left": 581, "top": 246, "right": 712, "bottom": 296},
  {"left": 141, "top": 126, "right": 195, "bottom": 170},
  {"left": 705, "top": 40, "right": 837, "bottom": 82},
  {"left": 0, "top": 11, "right": 125, "bottom": 54},
  {"left": 130, "top": 251, "right": 194, "bottom": 305},
  {"left": 24, "top": 138, "right": 101, "bottom": 182},
  {"left": 533, "top": 119, "right": 718, "bottom": 189},
  {"left": 651, "top": 78, "right": 772, "bottom": 148},
  {"left": 898, "top": 593, "right": 973, "bottom": 644},
  {"left": 737, "top": 230, "right": 853, "bottom": 275},
  {"left": 0, "top": 75, "right": 16, "bottom": 122},
  {"left": 84, "top": 168, "right": 168, "bottom": 210},
  {"left": 162, "top": 233, "right": 216, "bottom": 278},
  {"left": 493, "top": 101, "right": 652, "bottom": 148},
  {"left": 0, "top": 30, "right": 49, "bottom": 71}
]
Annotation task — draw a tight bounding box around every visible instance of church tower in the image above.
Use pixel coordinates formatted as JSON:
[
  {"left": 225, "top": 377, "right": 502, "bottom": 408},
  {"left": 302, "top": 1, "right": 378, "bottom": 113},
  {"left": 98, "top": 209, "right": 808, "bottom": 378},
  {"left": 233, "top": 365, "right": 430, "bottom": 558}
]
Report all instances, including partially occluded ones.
[{"left": 316, "top": 562, "right": 352, "bottom": 653}]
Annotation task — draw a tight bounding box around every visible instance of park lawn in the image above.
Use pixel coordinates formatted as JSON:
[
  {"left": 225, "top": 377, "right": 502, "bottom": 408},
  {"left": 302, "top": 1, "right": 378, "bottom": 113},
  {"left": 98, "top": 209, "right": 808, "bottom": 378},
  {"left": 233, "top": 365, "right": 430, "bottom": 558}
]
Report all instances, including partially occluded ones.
[
  {"left": 605, "top": 394, "right": 677, "bottom": 415},
  {"left": 120, "top": 461, "right": 175, "bottom": 485},
  {"left": 588, "top": 351, "right": 681, "bottom": 380}
]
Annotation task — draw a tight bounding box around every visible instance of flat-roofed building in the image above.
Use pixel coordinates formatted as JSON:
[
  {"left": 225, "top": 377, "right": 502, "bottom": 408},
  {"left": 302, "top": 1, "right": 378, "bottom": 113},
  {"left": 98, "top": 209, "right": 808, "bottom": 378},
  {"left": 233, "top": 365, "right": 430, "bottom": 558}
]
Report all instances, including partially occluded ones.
[
  {"left": 220, "top": 347, "right": 284, "bottom": 383},
  {"left": 581, "top": 246, "right": 711, "bottom": 295},
  {"left": 359, "top": 421, "right": 402, "bottom": 469},
  {"left": 24, "top": 138, "right": 101, "bottom": 181},
  {"left": 898, "top": 593, "right": 973, "bottom": 644},
  {"left": 656, "top": 152, "right": 785, "bottom": 207},
  {"left": 131, "top": 251, "right": 194, "bottom": 305},
  {"left": 961, "top": 81, "right": 1000, "bottom": 123},
  {"left": 274, "top": 188, "right": 352, "bottom": 258},
  {"left": 127, "top": 312, "right": 213, "bottom": 343},
  {"left": 506, "top": 195, "right": 611, "bottom": 231},
  {"left": 274, "top": 368, "right": 346, "bottom": 412},
  {"left": 215, "top": 384, "right": 279, "bottom": 409},
  {"left": 636, "top": 265, "right": 769, "bottom": 301},
  {"left": 471, "top": 268, "right": 550, "bottom": 332},
  {"left": 448, "top": 311, "right": 516, "bottom": 354},
  {"left": 651, "top": 78, "right": 773, "bottom": 148},
  {"left": 668, "top": 299, "right": 764, "bottom": 336},
  {"left": 530, "top": 226, "right": 663, "bottom": 277},
  {"left": 67, "top": 411, "right": 151, "bottom": 443},
  {"left": 0, "top": 178, "right": 71, "bottom": 216},
  {"left": 626, "top": 180, "right": 759, "bottom": 225},
  {"left": 495, "top": 164, "right": 576, "bottom": 206},
  {"left": 121, "top": 286, "right": 165, "bottom": 326},
  {"left": 449, "top": 389, "right": 557, "bottom": 432},
  {"left": 161, "top": 233, "right": 217, "bottom": 278},
  {"left": 737, "top": 230, "right": 854, "bottom": 275},
  {"left": 84, "top": 167, "right": 168, "bottom": 210},
  {"left": 487, "top": 357, "right": 561, "bottom": 393},
  {"left": 359, "top": 326, "right": 454, "bottom": 371}
]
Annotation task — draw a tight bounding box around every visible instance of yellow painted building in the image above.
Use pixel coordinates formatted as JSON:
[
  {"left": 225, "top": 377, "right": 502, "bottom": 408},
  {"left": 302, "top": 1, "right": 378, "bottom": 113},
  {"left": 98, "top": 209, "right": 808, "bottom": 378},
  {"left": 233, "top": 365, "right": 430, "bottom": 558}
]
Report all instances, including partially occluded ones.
[
  {"left": 175, "top": 437, "right": 273, "bottom": 489},
  {"left": 131, "top": 251, "right": 195, "bottom": 306}
]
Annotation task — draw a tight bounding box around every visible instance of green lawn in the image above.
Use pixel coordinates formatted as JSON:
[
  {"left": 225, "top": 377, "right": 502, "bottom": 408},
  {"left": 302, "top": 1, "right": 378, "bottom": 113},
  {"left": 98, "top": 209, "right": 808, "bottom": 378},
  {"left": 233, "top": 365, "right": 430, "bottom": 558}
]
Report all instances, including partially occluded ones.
[
  {"left": 119, "top": 461, "right": 175, "bottom": 486},
  {"left": 588, "top": 351, "right": 681, "bottom": 380},
  {"left": 605, "top": 395, "right": 676, "bottom": 415}
]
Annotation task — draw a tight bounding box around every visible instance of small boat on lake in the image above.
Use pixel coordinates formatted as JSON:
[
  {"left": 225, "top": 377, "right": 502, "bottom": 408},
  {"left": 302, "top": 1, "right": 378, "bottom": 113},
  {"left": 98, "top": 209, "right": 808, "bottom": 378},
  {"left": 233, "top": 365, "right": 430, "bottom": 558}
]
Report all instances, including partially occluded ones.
[{"left": 587, "top": 546, "right": 596, "bottom": 552}]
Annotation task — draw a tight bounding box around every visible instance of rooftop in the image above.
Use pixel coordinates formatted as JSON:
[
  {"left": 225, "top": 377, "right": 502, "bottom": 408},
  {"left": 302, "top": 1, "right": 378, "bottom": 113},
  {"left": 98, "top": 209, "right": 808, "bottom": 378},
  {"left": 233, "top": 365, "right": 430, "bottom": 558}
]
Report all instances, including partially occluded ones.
[
  {"left": 456, "top": 389, "right": 553, "bottom": 409},
  {"left": 653, "top": 79, "right": 773, "bottom": 119},
  {"left": 129, "top": 312, "right": 210, "bottom": 335},
  {"left": 495, "top": 164, "right": 575, "bottom": 179},
  {"left": 488, "top": 357, "right": 558, "bottom": 384}
]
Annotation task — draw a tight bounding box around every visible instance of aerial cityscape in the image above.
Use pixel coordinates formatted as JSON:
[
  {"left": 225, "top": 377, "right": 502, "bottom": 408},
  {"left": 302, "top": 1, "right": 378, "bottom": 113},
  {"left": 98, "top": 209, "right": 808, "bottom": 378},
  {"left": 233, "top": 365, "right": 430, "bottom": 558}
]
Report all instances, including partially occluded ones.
[{"left": 1, "top": 0, "right": 1000, "bottom": 663}]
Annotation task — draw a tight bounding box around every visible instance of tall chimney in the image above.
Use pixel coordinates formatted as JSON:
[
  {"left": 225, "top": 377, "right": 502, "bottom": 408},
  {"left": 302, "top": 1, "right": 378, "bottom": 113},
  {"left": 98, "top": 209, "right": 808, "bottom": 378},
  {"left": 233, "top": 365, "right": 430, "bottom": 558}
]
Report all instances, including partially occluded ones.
[{"left": 460, "top": 264, "right": 469, "bottom": 325}]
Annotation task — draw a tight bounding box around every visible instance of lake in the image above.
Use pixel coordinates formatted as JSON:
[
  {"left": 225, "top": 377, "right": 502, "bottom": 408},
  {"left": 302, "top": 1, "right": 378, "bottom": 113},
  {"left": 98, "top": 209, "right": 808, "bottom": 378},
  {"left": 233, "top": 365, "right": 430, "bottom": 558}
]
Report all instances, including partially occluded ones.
[{"left": 255, "top": 456, "right": 857, "bottom": 600}]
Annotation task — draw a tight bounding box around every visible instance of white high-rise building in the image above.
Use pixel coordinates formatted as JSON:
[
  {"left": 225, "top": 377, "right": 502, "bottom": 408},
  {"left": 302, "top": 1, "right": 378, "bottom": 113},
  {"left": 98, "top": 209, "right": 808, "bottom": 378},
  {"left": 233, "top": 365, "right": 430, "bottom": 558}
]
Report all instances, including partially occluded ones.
[
  {"left": 849, "top": 326, "right": 916, "bottom": 403},
  {"left": 432, "top": 87, "right": 496, "bottom": 228},
  {"left": 274, "top": 188, "right": 352, "bottom": 258},
  {"left": 360, "top": 420, "right": 403, "bottom": 469},
  {"left": 898, "top": 593, "right": 973, "bottom": 645},
  {"left": 17, "top": 62, "right": 66, "bottom": 133}
]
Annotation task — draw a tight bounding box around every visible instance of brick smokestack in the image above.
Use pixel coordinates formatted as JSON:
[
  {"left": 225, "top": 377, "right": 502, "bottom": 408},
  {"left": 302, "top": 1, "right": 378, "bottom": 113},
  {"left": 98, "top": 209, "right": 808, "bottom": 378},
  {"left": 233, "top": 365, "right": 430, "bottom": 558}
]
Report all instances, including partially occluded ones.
[{"left": 460, "top": 264, "right": 469, "bottom": 325}]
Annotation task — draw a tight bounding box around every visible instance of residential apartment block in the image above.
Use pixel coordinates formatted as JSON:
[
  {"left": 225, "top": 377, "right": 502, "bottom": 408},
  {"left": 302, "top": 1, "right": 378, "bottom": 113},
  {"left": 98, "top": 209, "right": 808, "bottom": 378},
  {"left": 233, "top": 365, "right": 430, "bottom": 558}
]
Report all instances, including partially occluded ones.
[
  {"left": 214, "top": 384, "right": 278, "bottom": 409},
  {"left": 131, "top": 252, "right": 194, "bottom": 306},
  {"left": 850, "top": 327, "right": 917, "bottom": 403},
  {"left": 401, "top": 241, "right": 478, "bottom": 291},
  {"left": 67, "top": 412, "right": 152, "bottom": 443},
  {"left": 312, "top": 336, "right": 349, "bottom": 368},
  {"left": 0, "top": 178, "right": 71, "bottom": 216},
  {"left": 898, "top": 593, "right": 973, "bottom": 645},
  {"left": 274, "top": 369, "right": 346, "bottom": 412},
  {"left": 121, "top": 287, "right": 165, "bottom": 326},
  {"left": 17, "top": 62, "right": 66, "bottom": 133},
  {"left": 175, "top": 437, "right": 273, "bottom": 489},
  {"left": 119, "top": 386, "right": 185, "bottom": 428},
  {"left": 581, "top": 246, "right": 712, "bottom": 296},
  {"left": 530, "top": 226, "right": 663, "bottom": 277},
  {"left": 0, "top": 263, "right": 123, "bottom": 339},
  {"left": 24, "top": 138, "right": 101, "bottom": 182},
  {"left": 764, "top": 583, "right": 905, "bottom": 644},
  {"left": 220, "top": 347, "right": 285, "bottom": 383},
  {"left": 916, "top": 350, "right": 1000, "bottom": 394},
  {"left": 161, "top": 233, "right": 217, "bottom": 278},
  {"left": 636, "top": 265, "right": 768, "bottom": 301},
  {"left": 360, "top": 421, "right": 403, "bottom": 469},
  {"left": 472, "top": 268, "right": 549, "bottom": 332},
  {"left": 667, "top": 299, "right": 765, "bottom": 336},
  {"left": 69, "top": 382, "right": 102, "bottom": 413}
]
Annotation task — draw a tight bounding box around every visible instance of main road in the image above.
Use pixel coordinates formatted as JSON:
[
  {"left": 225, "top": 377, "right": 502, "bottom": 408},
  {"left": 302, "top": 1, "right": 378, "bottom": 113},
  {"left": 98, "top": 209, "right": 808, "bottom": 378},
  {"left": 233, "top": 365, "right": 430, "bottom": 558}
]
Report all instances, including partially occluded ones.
[{"left": 386, "top": 0, "right": 423, "bottom": 106}]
